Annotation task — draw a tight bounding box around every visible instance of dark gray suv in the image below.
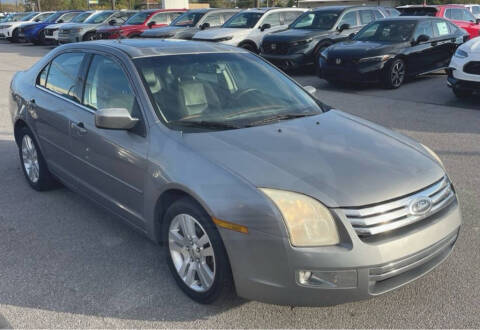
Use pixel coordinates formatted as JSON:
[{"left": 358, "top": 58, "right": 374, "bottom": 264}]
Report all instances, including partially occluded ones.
[{"left": 260, "top": 6, "right": 399, "bottom": 70}]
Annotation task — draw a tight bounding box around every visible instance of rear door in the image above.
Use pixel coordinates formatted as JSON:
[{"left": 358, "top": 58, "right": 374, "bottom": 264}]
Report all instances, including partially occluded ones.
[
  {"left": 407, "top": 20, "right": 436, "bottom": 74},
  {"left": 31, "top": 52, "right": 87, "bottom": 182},
  {"left": 69, "top": 53, "right": 149, "bottom": 228},
  {"left": 431, "top": 19, "right": 460, "bottom": 68}
]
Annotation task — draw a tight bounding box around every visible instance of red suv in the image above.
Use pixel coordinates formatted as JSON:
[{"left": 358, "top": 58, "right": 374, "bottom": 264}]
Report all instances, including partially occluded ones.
[
  {"left": 95, "top": 9, "right": 185, "bottom": 39},
  {"left": 397, "top": 5, "right": 480, "bottom": 39}
]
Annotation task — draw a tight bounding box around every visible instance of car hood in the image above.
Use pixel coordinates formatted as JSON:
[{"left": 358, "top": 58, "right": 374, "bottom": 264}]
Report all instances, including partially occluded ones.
[
  {"left": 194, "top": 27, "right": 249, "bottom": 40},
  {"left": 463, "top": 37, "right": 480, "bottom": 54},
  {"left": 327, "top": 40, "right": 402, "bottom": 59},
  {"left": 181, "top": 110, "right": 444, "bottom": 208},
  {"left": 264, "top": 28, "right": 330, "bottom": 42},
  {"left": 142, "top": 25, "right": 184, "bottom": 37}
]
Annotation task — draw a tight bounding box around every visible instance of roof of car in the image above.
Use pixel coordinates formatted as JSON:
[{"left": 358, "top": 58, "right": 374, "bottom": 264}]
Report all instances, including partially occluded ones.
[
  {"left": 397, "top": 4, "right": 464, "bottom": 8},
  {"left": 379, "top": 16, "right": 437, "bottom": 21},
  {"left": 67, "top": 39, "right": 248, "bottom": 58}
]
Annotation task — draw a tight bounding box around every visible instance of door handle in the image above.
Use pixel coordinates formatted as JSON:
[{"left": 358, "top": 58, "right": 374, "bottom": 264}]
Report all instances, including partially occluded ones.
[{"left": 72, "top": 122, "right": 87, "bottom": 135}]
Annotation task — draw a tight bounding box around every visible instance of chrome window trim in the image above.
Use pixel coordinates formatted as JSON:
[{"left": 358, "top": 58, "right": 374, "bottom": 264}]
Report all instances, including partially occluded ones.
[{"left": 36, "top": 84, "right": 96, "bottom": 114}]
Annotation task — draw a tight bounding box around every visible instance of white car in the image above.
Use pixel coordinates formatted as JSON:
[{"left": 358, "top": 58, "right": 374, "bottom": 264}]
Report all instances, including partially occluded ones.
[
  {"left": 192, "top": 8, "right": 306, "bottom": 53},
  {"left": 44, "top": 11, "right": 98, "bottom": 43},
  {"left": 448, "top": 37, "right": 480, "bottom": 98},
  {"left": 465, "top": 4, "right": 480, "bottom": 19},
  {"left": 0, "top": 11, "right": 53, "bottom": 42}
]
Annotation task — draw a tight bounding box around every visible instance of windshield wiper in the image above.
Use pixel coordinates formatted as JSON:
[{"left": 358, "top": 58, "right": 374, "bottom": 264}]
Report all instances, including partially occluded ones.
[
  {"left": 246, "top": 112, "right": 319, "bottom": 127},
  {"left": 169, "top": 120, "right": 241, "bottom": 130}
]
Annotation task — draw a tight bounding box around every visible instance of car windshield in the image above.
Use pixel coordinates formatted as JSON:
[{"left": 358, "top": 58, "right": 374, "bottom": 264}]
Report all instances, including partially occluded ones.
[
  {"left": 72, "top": 12, "right": 91, "bottom": 23},
  {"left": 290, "top": 11, "right": 341, "bottom": 30},
  {"left": 45, "top": 12, "right": 63, "bottom": 23},
  {"left": 223, "top": 12, "right": 263, "bottom": 28},
  {"left": 21, "top": 12, "right": 38, "bottom": 21},
  {"left": 171, "top": 11, "right": 204, "bottom": 27},
  {"left": 85, "top": 11, "right": 113, "bottom": 24},
  {"left": 354, "top": 20, "right": 416, "bottom": 42},
  {"left": 4, "top": 13, "right": 30, "bottom": 22},
  {"left": 135, "top": 53, "right": 324, "bottom": 131},
  {"left": 126, "top": 11, "right": 151, "bottom": 25}
]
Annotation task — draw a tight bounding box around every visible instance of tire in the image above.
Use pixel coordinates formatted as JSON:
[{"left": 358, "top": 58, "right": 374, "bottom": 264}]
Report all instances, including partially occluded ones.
[
  {"left": 382, "top": 58, "right": 406, "bottom": 89},
  {"left": 83, "top": 32, "right": 96, "bottom": 41},
  {"left": 452, "top": 87, "right": 473, "bottom": 98},
  {"left": 162, "top": 197, "right": 234, "bottom": 304},
  {"left": 10, "top": 28, "right": 20, "bottom": 43},
  {"left": 239, "top": 42, "right": 257, "bottom": 54},
  {"left": 34, "top": 30, "right": 47, "bottom": 45},
  {"left": 18, "top": 126, "right": 56, "bottom": 191}
]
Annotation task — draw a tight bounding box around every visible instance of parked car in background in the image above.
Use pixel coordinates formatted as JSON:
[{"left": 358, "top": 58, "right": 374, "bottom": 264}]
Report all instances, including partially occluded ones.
[
  {"left": 318, "top": 17, "right": 468, "bottom": 88},
  {"left": 448, "top": 36, "right": 480, "bottom": 97},
  {"left": 397, "top": 5, "right": 480, "bottom": 40},
  {"left": 260, "top": 6, "right": 397, "bottom": 70},
  {"left": 465, "top": 4, "right": 480, "bottom": 19},
  {"left": 192, "top": 8, "right": 306, "bottom": 53},
  {"left": 0, "top": 12, "right": 53, "bottom": 43},
  {"left": 9, "top": 39, "right": 461, "bottom": 306},
  {"left": 58, "top": 10, "right": 136, "bottom": 43},
  {"left": 19, "top": 10, "right": 84, "bottom": 45},
  {"left": 44, "top": 11, "right": 97, "bottom": 44},
  {"left": 95, "top": 9, "right": 184, "bottom": 40},
  {"left": 0, "top": 12, "right": 29, "bottom": 23},
  {"left": 140, "top": 8, "right": 240, "bottom": 40}
]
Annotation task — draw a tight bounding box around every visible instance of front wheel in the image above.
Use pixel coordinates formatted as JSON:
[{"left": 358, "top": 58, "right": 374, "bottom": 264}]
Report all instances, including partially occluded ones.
[
  {"left": 163, "top": 197, "right": 234, "bottom": 304},
  {"left": 239, "top": 42, "right": 257, "bottom": 54},
  {"left": 382, "top": 58, "right": 405, "bottom": 89},
  {"left": 10, "top": 28, "right": 20, "bottom": 43},
  {"left": 83, "top": 32, "right": 96, "bottom": 41}
]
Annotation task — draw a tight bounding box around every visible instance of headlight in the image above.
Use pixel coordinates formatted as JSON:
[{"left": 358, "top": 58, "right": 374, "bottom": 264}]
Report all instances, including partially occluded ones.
[
  {"left": 357, "top": 54, "right": 394, "bottom": 63},
  {"left": 454, "top": 48, "right": 468, "bottom": 58},
  {"left": 260, "top": 188, "right": 340, "bottom": 247},
  {"left": 214, "top": 36, "right": 233, "bottom": 42},
  {"left": 421, "top": 144, "right": 444, "bottom": 168},
  {"left": 291, "top": 38, "right": 312, "bottom": 47}
]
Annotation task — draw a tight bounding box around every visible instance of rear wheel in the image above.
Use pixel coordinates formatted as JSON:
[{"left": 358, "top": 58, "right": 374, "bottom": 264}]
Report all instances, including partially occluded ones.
[
  {"left": 452, "top": 87, "right": 473, "bottom": 98},
  {"left": 163, "top": 197, "right": 234, "bottom": 304},
  {"left": 239, "top": 42, "right": 257, "bottom": 54},
  {"left": 382, "top": 58, "right": 405, "bottom": 89}
]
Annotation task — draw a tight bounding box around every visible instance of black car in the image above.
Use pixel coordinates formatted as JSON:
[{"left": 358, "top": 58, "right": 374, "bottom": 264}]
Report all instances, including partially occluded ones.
[
  {"left": 260, "top": 6, "right": 399, "bottom": 70},
  {"left": 317, "top": 17, "right": 468, "bottom": 88},
  {"left": 140, "top": 8, "right": 239, "bottom": 40}
]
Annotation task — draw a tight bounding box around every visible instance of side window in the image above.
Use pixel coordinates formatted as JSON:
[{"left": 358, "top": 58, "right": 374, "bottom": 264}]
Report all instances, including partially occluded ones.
[
  {"left": 373, "top": 10, "right": 384, "bottom": 20},
  {"left": 113, "top": 13, "right": 130, "bottom": 24},
  {"left": 150, "top": 12, "right": 170, "bottom": 24},
  {"left": 37, "top": 63, "right": 50, "bottom": 87},
  {"left": 203, "top": 13, "right": 223, "bottom": 27},
  {"left": 414, "top": 21, "right": 434, "bottom": 39},
  {"left": 45, "top": 52, "right": 85, "bottom": 102},
  {"left": 169, "top": 12, "right": 183, "bottom": 22},
  {"left": 359, "top": 10, "right": 375, "bottom": 25},
  {"left": 222, "top": 11, "right": 237, "bottom": 23},
  {"left": 284, "top": 11, "right": 303, "bottom": 24},
  {"left": 292, "top": 13, "right": 314, "bottom": 28},
  {"left": 338, "top": 11, "right": 357, "bottom": 27},
  {"left": 433, "top": 20, "right": 451, "bottom": 36},
  {"left": 83, "top": 55, "right": 136, "bottom": 115},
  {"left": 60, "top": 12, "right": 78, "bottom": 23},
  {"left": 262, "top": 12, "right": 282, "bottom": 27}
]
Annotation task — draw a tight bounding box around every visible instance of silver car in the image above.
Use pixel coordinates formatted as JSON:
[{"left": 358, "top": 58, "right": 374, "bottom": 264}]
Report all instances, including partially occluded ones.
[{"left": 9, "top": 40, "right": 461, "bottom": 306}]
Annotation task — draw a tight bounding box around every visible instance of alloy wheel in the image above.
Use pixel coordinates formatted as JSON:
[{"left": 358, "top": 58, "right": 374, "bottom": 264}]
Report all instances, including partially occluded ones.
[
  {"left": 21, "top": 135, "right": 39, "bottom": 183},
  {"left": 391, "top": 60, "right": 405, "bottom": 88},
  {"left": 168, "top": 214, "right": 216, "bottom": 292}
]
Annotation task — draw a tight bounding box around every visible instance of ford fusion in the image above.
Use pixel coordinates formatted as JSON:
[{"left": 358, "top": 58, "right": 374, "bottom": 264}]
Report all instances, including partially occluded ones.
[
  {"left": 318, "top": 17, "right": 468, "bottom": 88},
  {"left": 9, "top": 40, "right": 461, "bottom": 305}
]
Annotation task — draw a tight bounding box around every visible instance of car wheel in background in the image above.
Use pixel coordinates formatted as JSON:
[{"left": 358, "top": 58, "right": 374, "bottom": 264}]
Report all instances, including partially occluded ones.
[
  {"left": 383, "top": 58, "right": 405, "bottom": 89},
  {"left": 18, "top": 126, "right": 56, "bottom": 191},
  {"left": 83, "top": 32, "right": 96, "bottom": 41},
  {"left": 162, "top": 197, "right": 234, "bottom": 304},
  {"left": 452, "top": 87, "right": 473, "bottom": 98},
  {"left": 10, "top": 28, "right": 20, "bottom": 43},
  {"left": 239, "top": 42, "right": 258, "bottom": 54}
]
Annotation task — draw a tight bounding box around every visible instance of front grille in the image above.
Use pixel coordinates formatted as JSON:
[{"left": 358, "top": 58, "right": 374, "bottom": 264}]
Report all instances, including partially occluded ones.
[
  {"left": 44, "top": 28, "right": 57, "bottom": 36},
  {"left": 464, "top": 61, "right": 480, "bottom": 75},
  {"left": 368, "top": 230, "right": 458, "bottom": 294},
  {"left": 262, "top": 41, "right": 289, "bottom": 55},
  {"left": 342, "top": 176, "right": 455, "bottom": 237}
]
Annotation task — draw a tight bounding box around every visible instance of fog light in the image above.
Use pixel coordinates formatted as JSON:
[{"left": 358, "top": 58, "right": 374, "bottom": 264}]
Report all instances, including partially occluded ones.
[{"left": 297, "top": 270, "right": 357, "bottom": 288}]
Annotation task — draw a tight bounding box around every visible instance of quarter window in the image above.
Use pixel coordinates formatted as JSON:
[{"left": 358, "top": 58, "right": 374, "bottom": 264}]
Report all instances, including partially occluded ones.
[
  {"left": 45, "top": 52, "right": 85, "bottom": 102},
  {"left": 37, "top": 63, "right": 50, "bottom": 87},
  {"left": 338, "top": 11, "right": 357, "bottom": 27},
  {"left": 83, "top": 55, "right": 137, "bottom": 115}
]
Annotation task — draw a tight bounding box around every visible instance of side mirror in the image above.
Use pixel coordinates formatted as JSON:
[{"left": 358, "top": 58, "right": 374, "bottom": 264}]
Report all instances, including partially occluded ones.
[
  {"left": 108, "top": 19, "right": 117, "bottom": 26},
  {"left": 95, "top": 108, "right": 139, "bottom": 130},
  {"left": 415, "top": 34, "right": 430, "bottom": 44},
  {"left": 147, "top": 21, "right": 156, "bottom": 28},
  {"left": 337, "top": 23, "right": 350, "bottom": 32},
  {"left": 57, "top": 19, "right": 63, "bottom": 23},
  {"left": 260, "top": 23, "right": 271, "bottom": 32},
  {"left": 200, "top": 22, "right": 210, "bottom": 30},
  {"left": 304, "top": 85, "right": 316, "bottom": 95}
]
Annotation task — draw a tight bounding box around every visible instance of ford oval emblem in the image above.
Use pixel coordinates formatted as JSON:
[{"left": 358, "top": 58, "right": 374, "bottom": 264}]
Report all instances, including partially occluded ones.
[
  {"left": 409, "top": 197, "right": 432, "bottom": 216},
  {"left": 336, "top": 58, "right": 342, "bottom": 64}
]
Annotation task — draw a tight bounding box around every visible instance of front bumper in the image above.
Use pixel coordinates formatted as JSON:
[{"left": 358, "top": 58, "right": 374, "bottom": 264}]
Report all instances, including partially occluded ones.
[
  {"left": 261, "top": 52, "right": 310, "bottom": 70},
  {"left": 220, "top": 198, "right": 461, "bottom": 306},
  {"left": 447, "top": 73, "right": 480, "bottom": 92},
  {"left": 318, "top": 57, "right": 387, "bottom": 83}
]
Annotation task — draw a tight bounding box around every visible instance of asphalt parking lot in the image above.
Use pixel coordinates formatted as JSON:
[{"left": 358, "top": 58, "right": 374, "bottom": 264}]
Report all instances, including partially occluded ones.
[{"left": 0, "top": 40, "right": 479, "bottom": 329}]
